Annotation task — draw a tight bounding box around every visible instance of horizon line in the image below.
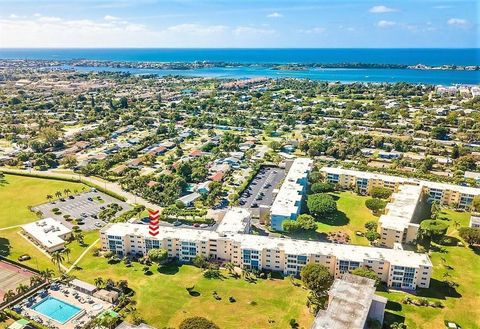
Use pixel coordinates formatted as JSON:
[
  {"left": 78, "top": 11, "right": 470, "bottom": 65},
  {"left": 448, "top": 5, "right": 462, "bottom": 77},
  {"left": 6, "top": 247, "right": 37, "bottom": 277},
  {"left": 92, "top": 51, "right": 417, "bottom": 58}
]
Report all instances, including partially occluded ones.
[{"left": 1, "top": 47, "right": 479, "bottom": 50}]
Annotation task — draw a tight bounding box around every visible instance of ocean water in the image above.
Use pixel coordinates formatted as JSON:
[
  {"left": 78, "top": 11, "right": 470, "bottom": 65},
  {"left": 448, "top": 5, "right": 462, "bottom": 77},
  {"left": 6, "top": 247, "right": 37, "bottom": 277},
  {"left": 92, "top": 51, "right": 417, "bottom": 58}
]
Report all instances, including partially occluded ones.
[
  {"left": 1, "top": 48, "right": 479, "bottom": 84},
  {"left": 1, "top": 48, "right": 479, "bottom": 65},
  {"left": 64, "top": 65, "right": 480, "bottom": 85}
]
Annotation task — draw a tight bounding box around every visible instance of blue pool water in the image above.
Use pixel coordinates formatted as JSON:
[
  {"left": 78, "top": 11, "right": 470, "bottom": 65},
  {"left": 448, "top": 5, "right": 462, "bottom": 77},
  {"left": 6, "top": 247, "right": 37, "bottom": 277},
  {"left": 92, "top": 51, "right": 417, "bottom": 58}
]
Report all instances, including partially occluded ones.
[{"left": 31, "top": 296, "right": 81, "bottom": 324}]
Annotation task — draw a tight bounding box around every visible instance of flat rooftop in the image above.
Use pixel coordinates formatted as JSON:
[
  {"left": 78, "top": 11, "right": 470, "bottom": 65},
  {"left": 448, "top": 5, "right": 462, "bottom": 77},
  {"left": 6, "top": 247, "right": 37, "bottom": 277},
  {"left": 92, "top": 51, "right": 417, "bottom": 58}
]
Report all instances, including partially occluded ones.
[
  {"left": 21, "top": 218, "right": 71, "bottom": 249},
  {"left": 379, "top": 184, "right": 423, "bottom": 231},
  {"left": 312, "top": 274, "right": 385, "bottom": 329},
  {"left": 271, "top": 158, "right": 313, "bottom": 217},
  {"left": 216, "top": 207, "right": 251, "bottom": 234}
]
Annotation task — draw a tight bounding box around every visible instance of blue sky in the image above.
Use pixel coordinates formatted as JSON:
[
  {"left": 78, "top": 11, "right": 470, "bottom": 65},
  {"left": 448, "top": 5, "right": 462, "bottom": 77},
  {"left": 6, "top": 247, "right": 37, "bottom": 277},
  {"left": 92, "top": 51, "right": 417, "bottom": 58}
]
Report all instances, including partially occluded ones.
[{"left": 0, "top": 0, "right": 478, "bottom": 48}]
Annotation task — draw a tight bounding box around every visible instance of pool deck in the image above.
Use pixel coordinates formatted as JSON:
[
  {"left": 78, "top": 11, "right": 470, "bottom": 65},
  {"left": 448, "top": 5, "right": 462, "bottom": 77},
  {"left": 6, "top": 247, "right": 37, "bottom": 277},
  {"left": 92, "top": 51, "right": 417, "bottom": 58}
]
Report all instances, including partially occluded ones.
[{"left": 20, "top": 285, "right": 112, "bottom": 329}]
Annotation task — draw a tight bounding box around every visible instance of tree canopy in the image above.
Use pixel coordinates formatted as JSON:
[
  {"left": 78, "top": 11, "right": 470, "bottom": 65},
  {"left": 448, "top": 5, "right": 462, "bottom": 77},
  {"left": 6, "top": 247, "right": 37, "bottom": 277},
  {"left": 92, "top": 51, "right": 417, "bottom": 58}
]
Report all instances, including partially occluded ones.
[
  {"left": 300, "top": 263, "right": 333, "bottom": 297},
  {"left": 179, "top": 317, "right": 219, "bottom": 329},
  {"left": 307, "top": 193, "right": 337, "bottom": 219}
]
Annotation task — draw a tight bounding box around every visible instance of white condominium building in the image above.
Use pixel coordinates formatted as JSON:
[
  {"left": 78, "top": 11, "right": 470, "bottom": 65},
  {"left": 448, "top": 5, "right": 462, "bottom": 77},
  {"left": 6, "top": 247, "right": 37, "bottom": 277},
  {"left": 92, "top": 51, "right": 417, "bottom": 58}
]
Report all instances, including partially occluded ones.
[
  {"left": 321, "top": 167, "right": 479, "bottom": 209},
  {"left": 379, "top": 185, "right": 423, "bottom": 248},
  {"left": 101, "top": 209, "right": 432, "bottom": 290},
  {"left": 270, "top": 157, "right": 314, "bottom": 231}
]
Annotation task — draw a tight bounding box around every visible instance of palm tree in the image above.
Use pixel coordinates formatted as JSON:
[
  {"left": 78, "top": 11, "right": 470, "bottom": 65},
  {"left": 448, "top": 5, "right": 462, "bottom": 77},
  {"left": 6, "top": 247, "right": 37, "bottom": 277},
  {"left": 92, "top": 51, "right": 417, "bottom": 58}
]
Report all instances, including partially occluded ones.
[
  {"left": 30, "top": 275, "right": 42, "bottom": 287},
  {"left": 453, "top": 220, "right": 460, "bottom": 229},
  {"left": 63, "top": 247, "right": 71, "bottom": 263},
  {"left": 94, "top": 277, "right": 104, "bottom": 288},
  {"left": 99, "top": 313, "right": 117, "bottom": 329},
  {"left": 390, "top": 322, "right": 407, "bottom": 329},
  {"left": 55, "top": 191, "right": 62, "bottom": 199},
  {"left": 16, "top": 284, "right": 29, "bottom": 295},
  {"left": 46, "top": 194, "right": 53, "bottom": 203},
  {"left": 2, "top": 290, "right": 15, "bottom": 302},
  {"left": 64, "top": 188, "right": 71, "bottom": 197},
  {"left": 40, "top": 269, "right": 54, "bottom": 282},
  {"left": 105, "top": 278, "right": 115, "bottom": 289},
  {"left": 75, "top": 232, "right": 85, "bottom": 246},
  {"left": 51, "top": 251, "right": 65, "bottom": 272},
  {"left": 430, "top": 201, "right": 441, "bottom": 219},
  {"left": 225, "top": 262, "right": 235, "bottom": 275}
]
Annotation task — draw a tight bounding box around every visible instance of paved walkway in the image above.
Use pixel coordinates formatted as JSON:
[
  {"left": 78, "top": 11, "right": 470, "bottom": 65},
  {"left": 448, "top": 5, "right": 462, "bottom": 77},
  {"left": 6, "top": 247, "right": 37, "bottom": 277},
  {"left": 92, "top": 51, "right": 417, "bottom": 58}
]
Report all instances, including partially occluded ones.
[
  {"left": 0, "top": 167, "right": 161, "bottom": 211},
  {"left": 0, "top": 224, "right": 22, "bottom": 231}
]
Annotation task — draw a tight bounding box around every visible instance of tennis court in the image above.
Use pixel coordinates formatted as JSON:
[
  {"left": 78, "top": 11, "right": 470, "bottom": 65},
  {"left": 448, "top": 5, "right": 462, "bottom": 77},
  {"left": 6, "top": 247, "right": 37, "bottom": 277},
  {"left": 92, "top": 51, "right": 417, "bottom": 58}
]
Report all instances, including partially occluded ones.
[{"left": 0, "top": 260, "right": 35, "bottom": 301}]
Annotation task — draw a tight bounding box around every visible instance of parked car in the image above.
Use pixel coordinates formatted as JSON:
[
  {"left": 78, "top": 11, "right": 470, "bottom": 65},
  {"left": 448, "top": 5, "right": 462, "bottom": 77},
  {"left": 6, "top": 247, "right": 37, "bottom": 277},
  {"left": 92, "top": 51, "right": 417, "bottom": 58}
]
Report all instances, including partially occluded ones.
[
  {"left": 173, "top": 220, "right": 182, "bottom": 226},
  {"left": 18, "top": 254, "right": 31, "bottom": 261}
]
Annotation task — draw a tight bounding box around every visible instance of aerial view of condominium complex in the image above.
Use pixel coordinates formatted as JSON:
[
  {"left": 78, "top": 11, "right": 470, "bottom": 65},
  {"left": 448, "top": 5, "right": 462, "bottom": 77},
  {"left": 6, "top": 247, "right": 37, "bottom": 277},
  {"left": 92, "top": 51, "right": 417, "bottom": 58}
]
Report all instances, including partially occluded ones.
[{"left": 0, "top": 1, "right": 479, "bottom": 329}]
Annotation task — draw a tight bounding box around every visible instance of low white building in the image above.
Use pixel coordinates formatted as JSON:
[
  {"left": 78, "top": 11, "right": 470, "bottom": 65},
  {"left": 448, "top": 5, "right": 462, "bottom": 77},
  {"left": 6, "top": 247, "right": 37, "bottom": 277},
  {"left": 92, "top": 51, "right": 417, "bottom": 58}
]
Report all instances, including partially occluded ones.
[
  {"left": 470, "top": 215, "right": 480, "bottom": 228},
  {"left": 21, "top": 218, "right": 72, "bottom": 252}
]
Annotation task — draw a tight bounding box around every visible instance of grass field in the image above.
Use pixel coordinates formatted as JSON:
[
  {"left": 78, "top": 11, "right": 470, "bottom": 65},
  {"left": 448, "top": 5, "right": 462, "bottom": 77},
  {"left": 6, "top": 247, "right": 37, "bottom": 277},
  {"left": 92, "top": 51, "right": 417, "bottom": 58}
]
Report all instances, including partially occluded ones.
[
  {"left": 0, "top": 174, "right": 84, "bottom": 228},
  {"left": 71, "top": 250, "right": 313, "bottom": 329},
  {"left": 0, "top": 228, "right": 56, "bottom": 273},
  {"left": 286, "top": 191, "right": 378, "bottom": 246},
  {"left": 378, "top": 209, "right": 480, "bottom": 329}
]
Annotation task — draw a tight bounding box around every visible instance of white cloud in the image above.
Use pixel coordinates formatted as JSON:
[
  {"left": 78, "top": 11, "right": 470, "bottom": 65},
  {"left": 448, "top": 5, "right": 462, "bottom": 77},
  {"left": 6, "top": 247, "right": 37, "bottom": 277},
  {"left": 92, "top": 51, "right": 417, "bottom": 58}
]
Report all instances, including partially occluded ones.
[
  {"left": 9, "top": 14, "right": 18, "bottom": 19},
  {"left": 447, "top": 18, "right": 468, "bottom": 27},
  {"left": 167, "top": 24, "right": 228, "bottom": 35},
  {"left": 369, "top": 5, "right": 397, "bottom": 13},
  {"left": 377, "top": 20, "right": 396, "bottom": 28},
  {"left": 298, "top": 27, "right": 326, "bottom": 34},
  {"left": 37, "top": 16, "right": 62, "bottom": 23},
  {"left": 0, "top": 14, "right": 280, "bottom": 47},
  {"left": 233, "top": 26, "right": 275, "bottom": 36},
  {"left": 267, "top": 12, "right": 283, "bottom": 18},
  {"left": 104, "top": 15, "right": 120, "bottom": 21}
]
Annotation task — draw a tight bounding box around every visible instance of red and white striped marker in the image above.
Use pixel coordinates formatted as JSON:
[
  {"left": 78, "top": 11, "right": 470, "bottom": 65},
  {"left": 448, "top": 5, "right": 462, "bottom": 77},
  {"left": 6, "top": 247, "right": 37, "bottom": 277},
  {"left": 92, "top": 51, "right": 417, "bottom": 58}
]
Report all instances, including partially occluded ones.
[{"left": 149, "top": 209, "right": 160, "bottom": 236}]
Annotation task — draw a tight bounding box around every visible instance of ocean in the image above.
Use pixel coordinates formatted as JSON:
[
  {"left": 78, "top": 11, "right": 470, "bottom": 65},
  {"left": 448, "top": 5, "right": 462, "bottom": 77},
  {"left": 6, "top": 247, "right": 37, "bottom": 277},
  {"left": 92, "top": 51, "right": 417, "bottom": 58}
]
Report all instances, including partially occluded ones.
[{"left": 1, "top": 48, "right": 479, "bottom": 84}]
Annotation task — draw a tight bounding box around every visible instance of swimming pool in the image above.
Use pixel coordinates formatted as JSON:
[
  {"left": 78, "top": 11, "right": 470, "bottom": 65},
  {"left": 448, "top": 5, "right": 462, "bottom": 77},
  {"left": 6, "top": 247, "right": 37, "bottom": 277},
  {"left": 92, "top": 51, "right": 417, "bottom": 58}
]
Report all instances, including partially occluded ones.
[{"left": 31, "top": 296, "right": 82, "bottom": 324}]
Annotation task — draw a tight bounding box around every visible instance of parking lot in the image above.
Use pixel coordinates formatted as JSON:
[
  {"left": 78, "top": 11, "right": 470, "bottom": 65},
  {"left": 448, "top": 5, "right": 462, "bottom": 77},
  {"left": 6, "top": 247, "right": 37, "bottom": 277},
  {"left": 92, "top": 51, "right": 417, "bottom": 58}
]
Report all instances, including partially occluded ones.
[
  {"left": 239, "top": 165, "right": 288, "bottom": 209},
  {"left": 33, "top": 191, "right": 131, "bottom": 230}
]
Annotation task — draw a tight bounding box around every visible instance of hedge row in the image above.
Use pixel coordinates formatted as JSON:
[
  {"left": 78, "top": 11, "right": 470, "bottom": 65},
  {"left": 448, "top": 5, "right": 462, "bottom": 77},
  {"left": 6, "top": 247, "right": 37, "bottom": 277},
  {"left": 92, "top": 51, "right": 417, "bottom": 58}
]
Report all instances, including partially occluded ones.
[{"left": 3, "top": 309, "right": 49, "bottom": 329}]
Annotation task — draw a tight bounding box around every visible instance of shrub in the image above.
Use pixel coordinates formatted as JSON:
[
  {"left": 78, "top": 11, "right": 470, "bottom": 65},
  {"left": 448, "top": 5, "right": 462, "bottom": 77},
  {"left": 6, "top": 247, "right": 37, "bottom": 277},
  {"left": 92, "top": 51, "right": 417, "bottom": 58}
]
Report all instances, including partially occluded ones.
[
  {"left": 311, "top": 182, "right": 334, "bottom": 193},
  {"left": 419, "top": 220, "right": 449, "bottom": 242},
  {"left": 458, "top": 227, "right": 480, "bottom": 245},
  {"left": 370, "top": 187, "right": 392, "bottom": 199},
  {"left": 203, "top": 268, "right": 221, "bottom": 279},
  {"left": 351, "top": 268, "right": 380, "bottom": 286},
  {"left": 179, "top": 317, "right": 219, "bottom": 329},
  {"left": 192, "top": 255, "right": 209, "bottom": 269},
  {"left": 364, "top": 220, "right": 378, "bottom": 231},
  {"left": 365, "top": 198, "right": 387, "bottom": 213}
]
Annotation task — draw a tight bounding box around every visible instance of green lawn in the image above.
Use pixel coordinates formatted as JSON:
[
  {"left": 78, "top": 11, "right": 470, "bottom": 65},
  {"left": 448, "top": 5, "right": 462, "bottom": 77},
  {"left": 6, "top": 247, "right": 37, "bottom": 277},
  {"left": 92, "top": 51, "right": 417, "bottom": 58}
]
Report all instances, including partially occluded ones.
[
  {"left": 286, "top": 191, "right": 379, "bottom": 245},
  {"left": 378, "top": 209, "right": 480, "bottom": 329},
  {"left": 71, "top": 250, "right": 313, "bottom": 329},
  {"left": 0, "top": 174, "right": 84, "bottom": 228},
  {"left": 0, "top": 227, "right": 57, "bottom": 273}
]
